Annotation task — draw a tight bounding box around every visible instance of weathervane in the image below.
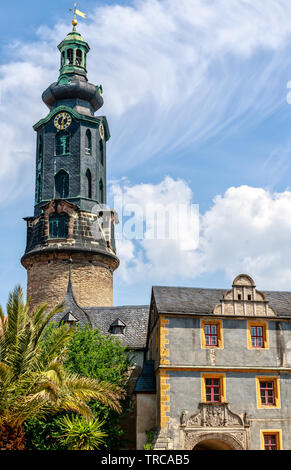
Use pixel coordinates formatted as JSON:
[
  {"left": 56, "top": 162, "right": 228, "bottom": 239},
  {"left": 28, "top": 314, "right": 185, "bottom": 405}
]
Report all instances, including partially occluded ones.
[{"left": 69, "top": 2, "right": 86, "bottom": 30}]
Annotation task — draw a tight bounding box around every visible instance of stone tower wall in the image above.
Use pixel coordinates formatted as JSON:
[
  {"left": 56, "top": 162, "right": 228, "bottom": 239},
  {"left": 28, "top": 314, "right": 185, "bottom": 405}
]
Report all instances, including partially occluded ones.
[{"left": 22, "top": 251, "right": 118, "bottom": 310}]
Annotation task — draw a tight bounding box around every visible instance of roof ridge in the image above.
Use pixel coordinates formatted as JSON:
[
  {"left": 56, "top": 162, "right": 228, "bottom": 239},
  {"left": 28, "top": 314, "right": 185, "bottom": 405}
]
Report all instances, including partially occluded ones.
[{"left": 83, "top": 305, "right": 149, "bottom": 310}]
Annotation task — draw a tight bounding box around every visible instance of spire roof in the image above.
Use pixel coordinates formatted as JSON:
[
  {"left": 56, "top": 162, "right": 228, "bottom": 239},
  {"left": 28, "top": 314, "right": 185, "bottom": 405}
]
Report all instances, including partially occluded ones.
[{"left": 51, "top": 261, "right": 92, "bottom": 327}]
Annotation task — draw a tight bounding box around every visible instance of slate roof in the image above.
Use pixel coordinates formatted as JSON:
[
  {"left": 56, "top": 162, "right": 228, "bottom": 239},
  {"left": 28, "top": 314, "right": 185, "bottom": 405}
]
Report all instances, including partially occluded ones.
[
  {"left": 51, "top": 267, "right": 150, "bottom": 349},
  {"left": 84, "top": 305, "right": 149, "bottom": 349},
  {"left": 52, "top": 274, "right": 91, "bottom": 327},
  {"left": 134, "top": 360, "right": 156, "bottom": 393},
  {"left": 152, "top": 286, "right": 291, "bottom": 317}
]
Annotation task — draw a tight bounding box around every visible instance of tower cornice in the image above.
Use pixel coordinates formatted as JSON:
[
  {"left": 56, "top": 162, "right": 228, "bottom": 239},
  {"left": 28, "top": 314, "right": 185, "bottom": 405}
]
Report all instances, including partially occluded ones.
[{"left": 33, "top": 105, "right": 110, "bottom": 141}]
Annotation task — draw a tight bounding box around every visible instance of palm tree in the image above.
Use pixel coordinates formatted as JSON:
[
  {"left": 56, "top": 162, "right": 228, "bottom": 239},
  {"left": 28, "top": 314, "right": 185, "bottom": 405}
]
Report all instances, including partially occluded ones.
[{"left": 0, "top": 286, "right": 124, "bottom": 450}]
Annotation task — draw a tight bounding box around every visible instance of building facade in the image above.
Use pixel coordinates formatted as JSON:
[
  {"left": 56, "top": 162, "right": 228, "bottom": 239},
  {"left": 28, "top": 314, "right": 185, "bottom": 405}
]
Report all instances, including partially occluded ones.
[{"left": 135, "top": 274, "right": 291, "bottom": 450}]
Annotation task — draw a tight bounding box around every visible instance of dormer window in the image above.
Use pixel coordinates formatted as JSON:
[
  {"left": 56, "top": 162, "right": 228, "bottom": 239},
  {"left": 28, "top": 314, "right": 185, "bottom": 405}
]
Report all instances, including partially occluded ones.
[
  {"left": 61, "top": 312, "right": 78, "bottom": 328},
  {"left": 110, "top": 319, "right": 126, "bottom": 335}
]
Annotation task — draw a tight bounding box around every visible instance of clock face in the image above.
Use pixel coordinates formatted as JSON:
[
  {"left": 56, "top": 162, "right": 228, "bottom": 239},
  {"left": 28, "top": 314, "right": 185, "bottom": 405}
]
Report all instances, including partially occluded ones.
[
  {"left": 99, "top": 123, "right": 105, "bottom": 140},
  {"left": 54, "top": 112, "right": 72, "bottom": 130}
]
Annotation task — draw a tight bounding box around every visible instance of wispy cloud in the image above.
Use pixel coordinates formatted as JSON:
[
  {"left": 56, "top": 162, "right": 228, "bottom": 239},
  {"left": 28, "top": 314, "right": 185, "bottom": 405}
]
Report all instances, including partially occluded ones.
[{"left": 2, "top": 0, "right": 291, "bottom": 203}]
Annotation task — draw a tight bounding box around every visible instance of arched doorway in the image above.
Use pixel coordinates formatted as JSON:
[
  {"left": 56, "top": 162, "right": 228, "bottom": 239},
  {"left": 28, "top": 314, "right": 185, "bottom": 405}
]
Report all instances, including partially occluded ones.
[
  {"left": 194, "top": 438, "right": 234, "bottom": 450},
  {"left": 187, "top": 432, "right": 244, "bottom": 451}
]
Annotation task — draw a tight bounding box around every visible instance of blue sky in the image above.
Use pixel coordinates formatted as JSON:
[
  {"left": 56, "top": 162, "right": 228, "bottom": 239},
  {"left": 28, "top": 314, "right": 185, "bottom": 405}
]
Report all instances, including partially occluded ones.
[{"left": 2, "top": 0, "right": 291, "bottom": 309}]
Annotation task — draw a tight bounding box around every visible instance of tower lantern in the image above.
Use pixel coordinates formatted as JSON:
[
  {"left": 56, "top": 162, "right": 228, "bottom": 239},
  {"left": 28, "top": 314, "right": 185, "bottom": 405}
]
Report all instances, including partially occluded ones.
[{"left": 58, "top": 30, "right": 90, "bottom": 83}]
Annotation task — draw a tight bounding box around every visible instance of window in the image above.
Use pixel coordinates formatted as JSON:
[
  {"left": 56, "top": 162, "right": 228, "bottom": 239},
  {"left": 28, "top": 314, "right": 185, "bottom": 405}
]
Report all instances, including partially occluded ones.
[
  {"left": 264, "top": 434, "right": 277, "bottom": 450},
  {"left": 260, "top": 381, "right": 275, "bottom": 406},
  {"left": 111, "top": 325, "right": 125, "bottom": 335},
  {"left": 61, "top": 51, "right": 65, "bottom": 67},
  {"left": 55, "top": 170, "right": 69, "bottom": 199},
  {"left": 256, "top": 377, "right": 280, "bottom": 408},
  {"left": 261, "top": 431, "right": 282, "bottom": 450},
  {"left": 248, "top": 294, "right": 252, "bottom": 301},
  {"left": 76, "top": 49, "right": 82, "bottom": 66},
  {"left": 110, "top": 319, "right": 126, "bottom": 335},
  {"left": 238, "top": 294, "right": 242, "bottom": 300},
  {"left": 38, "top": 134, "right": 43, "bottom": 159},
  {"left": 49, "top": 213, "right": 69, "bottom": 239},
  {"left": 85, "top": 129, "right": 92, "bottom": 155},
  {"left": 251, "top": 326, "right": 264, "bottom": 348},
  {"left": 205, "top": 324, "right": 218, "bottom": 346},
  {"left": 201, "top": 319, "right": 223, "bottom": 349},
  {"left": 205, "top": 378, "right": 221, "bottom": 402},
  {"left": 67, "top": 49, "right": 73, "bottom": 65},
  {"left": 35, "top": 174, "right": 42, "bottom": 204},
  {"left": 99, "top": 178, "right": 104, "bottom": 204},
  {"left": 248, "top": 321, "right": 268, "bottom": 349},
  {"left": 202, "top": 374, "right": 225, "bottom": 403},
  {"left": 86, "top": 169, "right": 92, "bottom": 199},
  {"left": 55, "top": 131, "right": 70, "bottom": 156},
  {"left": 99, "top": 139, "right": 104, "bottom": 165}
]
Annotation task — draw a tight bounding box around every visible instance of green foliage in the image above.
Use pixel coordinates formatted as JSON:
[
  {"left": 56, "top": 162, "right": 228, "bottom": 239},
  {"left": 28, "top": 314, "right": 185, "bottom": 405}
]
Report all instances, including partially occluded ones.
[
  {"left": 144, "top": 443, "right": 153, "bottom": 450},
  {"left": 65, "top": 325, "right": 133, "bottom": 449},
  {"left": 143, "top": 429, "right": 155, "bottom": 450},
  {"left": 0, "top": 286, "right": 124, "bottom": 450},
  {"left": 25, "top": 324, "right": 133, "bottom": 450},
  {"left": 24, "top": 415, "right": 67, "bottom": 451},
  {"left": 64, "top": 325, "right": 132, "bottom": 385},
  {"left": 57, "top": 414, "right": 107, "bottom": 450}
]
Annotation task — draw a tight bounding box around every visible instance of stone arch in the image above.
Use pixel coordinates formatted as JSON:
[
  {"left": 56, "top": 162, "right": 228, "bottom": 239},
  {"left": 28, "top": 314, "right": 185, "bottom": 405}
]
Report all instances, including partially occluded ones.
[
  {"left": 232, "top": 274, "right": 255, "bottom": 287},
  {"left": 185, "top": 432, "right": 245, "bottom": 450},
  {"left": 43, "top": 200, "right": 78, "bottom": 240},
  {"left": 55, "top": 169, "right": 69, "bottom": 198}
]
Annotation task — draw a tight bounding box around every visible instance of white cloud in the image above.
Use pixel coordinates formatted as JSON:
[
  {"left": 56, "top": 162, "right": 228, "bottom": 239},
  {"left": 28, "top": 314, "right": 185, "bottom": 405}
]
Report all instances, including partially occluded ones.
[
  {"left": 113, "top": 178, "right": 291, "bottom": 290},
  {"left": 2, "top": 0, "right": 291, "bottom": 203}
]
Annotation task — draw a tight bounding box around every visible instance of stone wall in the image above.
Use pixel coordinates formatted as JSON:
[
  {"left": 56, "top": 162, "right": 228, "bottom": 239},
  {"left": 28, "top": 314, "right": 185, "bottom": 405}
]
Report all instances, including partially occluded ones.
[
  {"left": 136, "top": 394, "right": 157, "bottom": 449},
  {"left": 22, "top": 251, "right": 117, "bottom": 309}
]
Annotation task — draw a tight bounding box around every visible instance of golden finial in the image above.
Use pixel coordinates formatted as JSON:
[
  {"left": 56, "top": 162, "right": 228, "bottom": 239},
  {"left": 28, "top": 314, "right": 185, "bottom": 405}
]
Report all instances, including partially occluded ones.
[{"left": 69, "top": 2, "right": 86, "bottom": 30}]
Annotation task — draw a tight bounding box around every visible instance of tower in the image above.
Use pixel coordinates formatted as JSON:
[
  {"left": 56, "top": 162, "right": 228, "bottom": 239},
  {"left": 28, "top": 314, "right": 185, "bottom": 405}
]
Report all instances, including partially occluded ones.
[{"left": 21, "top": 20, "right": 119, "bottom": 309}]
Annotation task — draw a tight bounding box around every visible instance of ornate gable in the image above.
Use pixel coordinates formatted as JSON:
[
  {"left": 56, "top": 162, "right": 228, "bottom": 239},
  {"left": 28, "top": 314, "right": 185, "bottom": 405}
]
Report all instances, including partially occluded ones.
[{"left": 213, "top": 274, "right": 276, "bottom": 317}]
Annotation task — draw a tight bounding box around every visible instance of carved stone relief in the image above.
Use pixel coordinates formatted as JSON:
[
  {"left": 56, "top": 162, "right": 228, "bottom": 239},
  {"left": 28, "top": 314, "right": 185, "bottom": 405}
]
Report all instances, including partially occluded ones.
[{"left": 181, "top": 403, "right": 249, "bottom": 450}]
